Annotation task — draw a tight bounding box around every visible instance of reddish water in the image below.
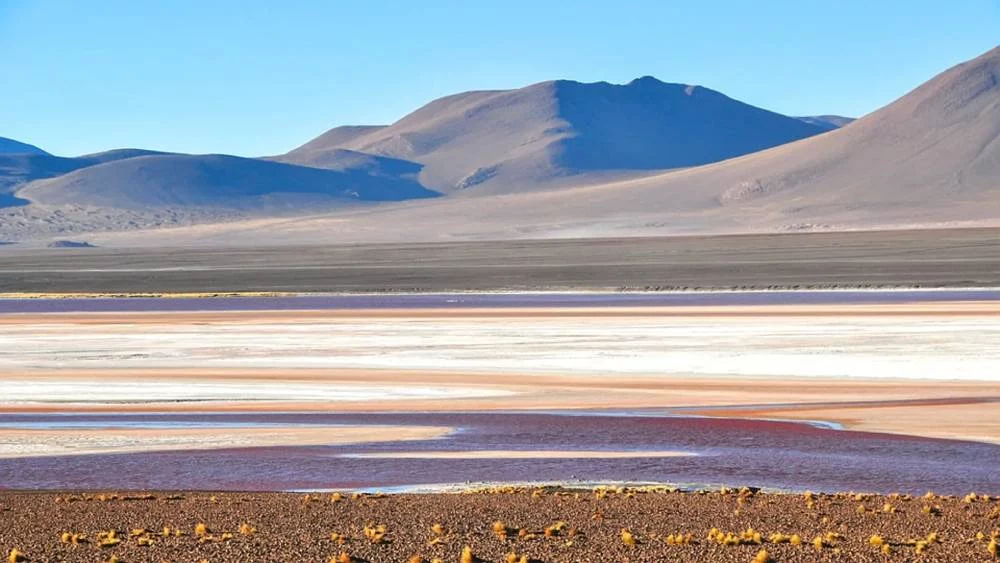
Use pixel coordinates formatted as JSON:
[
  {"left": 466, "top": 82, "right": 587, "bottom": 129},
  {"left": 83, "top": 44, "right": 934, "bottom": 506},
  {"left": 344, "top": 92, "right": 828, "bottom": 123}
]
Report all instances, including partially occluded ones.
[{"left": 1, "top": 412, "right": 997, "bottom": 494}]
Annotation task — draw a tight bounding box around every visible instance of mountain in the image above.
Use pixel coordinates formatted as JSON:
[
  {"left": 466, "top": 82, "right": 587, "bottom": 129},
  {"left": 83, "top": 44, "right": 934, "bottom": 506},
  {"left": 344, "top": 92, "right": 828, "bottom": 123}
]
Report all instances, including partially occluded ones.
[
  {"left": 17, "top": 153, "right": 438, "bottom": 210},
  {"left": 92, "top": 46, "right": 998, "bottom": 246},
  {"left": 795, "top": 115, "right": 856, "bottom": 131},
  {"left": 0, "top": 136, "right": 49, "bottom": 156},
  {"left": 281, "top": 77, "right": 829, "bottom": 195},
  {"left": 0, "top": 149, "right": 170, "bottom": 199}
]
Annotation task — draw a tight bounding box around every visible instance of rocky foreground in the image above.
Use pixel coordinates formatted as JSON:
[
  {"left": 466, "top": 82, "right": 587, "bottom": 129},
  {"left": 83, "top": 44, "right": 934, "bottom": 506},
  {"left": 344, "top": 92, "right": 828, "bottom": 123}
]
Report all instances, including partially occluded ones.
[{"left": 1, "top": 487, "right": 998, "bottom": 562}]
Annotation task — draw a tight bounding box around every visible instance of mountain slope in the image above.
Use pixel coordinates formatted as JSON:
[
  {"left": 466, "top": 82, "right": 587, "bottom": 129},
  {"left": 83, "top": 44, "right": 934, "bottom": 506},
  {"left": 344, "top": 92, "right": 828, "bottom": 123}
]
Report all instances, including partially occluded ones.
[
  {"left": 0, "top": 149, "right": 171, "bottom": 197},
  {"left": 17, "top": 153, "right": 438, "bottom": 210},
  {"left": 282, "top": 78, "right": 829, "bottom": 195},
  {"left": 92, "top": 46, "right": 998, "bottom": 246},
  {"left": 795, "top": 115, "right": 856, "bottom": 131},
  {"left": 0, "top": 137, "right": 49, "bottom": 156}
]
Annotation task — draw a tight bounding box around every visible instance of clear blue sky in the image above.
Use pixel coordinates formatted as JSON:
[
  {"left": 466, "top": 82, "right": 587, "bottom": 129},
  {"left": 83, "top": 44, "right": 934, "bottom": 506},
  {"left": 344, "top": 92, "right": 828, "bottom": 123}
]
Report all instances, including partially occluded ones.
[{"left": 1, "top": 0, "right": 997, "bottom": 157}]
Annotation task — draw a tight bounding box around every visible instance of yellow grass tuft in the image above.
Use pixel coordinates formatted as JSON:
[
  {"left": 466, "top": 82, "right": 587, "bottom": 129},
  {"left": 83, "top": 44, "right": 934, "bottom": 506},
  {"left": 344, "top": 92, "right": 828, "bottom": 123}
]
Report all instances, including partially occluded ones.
[
  {"left": 239, "top": 523, "right": 256, "bottom": 536},
  {"left": 869, "top": 535, "right": 884, "bottom": 547},
  {"left": 408, "top": 556, "right": 424, "bottom": 563},
  {"left": 8, "top": 549, "right": 26, "bottom": 563},
  {"left": 812, "top": 536, "right": 826, "bottom": 551},
  {"left": 460, "top": 545, "right": 475, "bottom": 563},
  {"left": 363, "top": 524, "right": 388, "bottom": 544},
  {"left": 882, "top": 502, "right": 896, "bottom": 513},
  {"left": 492, "top": 521, "right": 508, "bottom": 540},
  {"left": 621, "top": 528, "right": 637, "bottom": 546},
  {"left": 195, "top": 523, "right": 209, "bottom": 536},
  {"left": 989, "top": 538, "right": 998, "bottom": 558},
  {"left": 431, "top": 523, "right": 446, "bottom": 536},
  {"left": 789, "top": 534, "right": 802, "bottom": 546},
  {"left": 330, "top": 492, "right": 344, "bottom": 503},
  {"left": 753, "top": 549, "right": 772, "bottom": 563},
  {"left": 332, "top": 552, "right": 352, "bottom": 563},
  {"left": 138, "top": 537, "right": 154, "bottom": 546},
  {"left": 544, "top": 521, "right": 567, "bottom": 537},
  {"left": 882, "top": 544, "right": 893, "bottom": 555}
]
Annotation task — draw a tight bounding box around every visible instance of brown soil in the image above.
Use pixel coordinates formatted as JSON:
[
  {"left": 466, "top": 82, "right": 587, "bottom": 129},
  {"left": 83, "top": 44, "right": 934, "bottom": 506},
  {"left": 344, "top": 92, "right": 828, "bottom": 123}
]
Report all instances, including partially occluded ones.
[{"left": 1, "top": 488, "right": 997, "bottom": 562}]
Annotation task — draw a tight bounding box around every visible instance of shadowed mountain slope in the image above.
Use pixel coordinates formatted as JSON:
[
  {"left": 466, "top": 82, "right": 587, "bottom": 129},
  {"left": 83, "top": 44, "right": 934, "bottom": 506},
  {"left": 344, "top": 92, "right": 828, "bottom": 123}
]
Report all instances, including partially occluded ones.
[
  {"left": 282, "top": 77, "right": 829, "bottom": 195},
  {"left": 0, "top": 137, "right": 48, "bottom": 156},
  {"left": 795, "top": 115, "right": 856, "bottom": 130},
  {"left": 17, "top": 153, "right": 438, "bottom": 211}
]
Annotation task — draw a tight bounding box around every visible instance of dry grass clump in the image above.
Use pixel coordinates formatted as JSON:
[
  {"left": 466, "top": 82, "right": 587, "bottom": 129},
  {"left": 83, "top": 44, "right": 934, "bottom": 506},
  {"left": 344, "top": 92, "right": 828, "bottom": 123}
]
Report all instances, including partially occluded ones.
[
  {"left": 8, "top": 549, "right": 26, "bottom": 563},
  {"left": 96, "top": 530, "right": 121, "bottom": 547},
  {"left": 239, "top": 522, "right": 256, "bottom": 536},
  {"left": 363, "top": 524, "right": 388, "bottom": 544},
  {"left": 492, "top": 521, "right": 510, "bottom": 541},
  {"left": 460, "top": 545, "right": 476, "bottom": 563},
  {"left": 989, "top": 537, "right": 998, "bottom": 558},
  {"left": 543, "top": 521, "right": 567, "bottom": 537},
  {"left": 621, "top": 528, "right": 637, "bottom": 546},
  {"left": 331, "top": 552, "right": 353, "bottom": 563},
  {"left": 664, "top": 532, "right": 694, "bottom": 545},
  {"left": 707, "top": 528, "right": 762, "bottom": 546},
  {"left": 194, "top": 522, "right": 209, "bottom": 537},
  {"left": 752, "top": 548, "right": 772, "bottom": 563}
]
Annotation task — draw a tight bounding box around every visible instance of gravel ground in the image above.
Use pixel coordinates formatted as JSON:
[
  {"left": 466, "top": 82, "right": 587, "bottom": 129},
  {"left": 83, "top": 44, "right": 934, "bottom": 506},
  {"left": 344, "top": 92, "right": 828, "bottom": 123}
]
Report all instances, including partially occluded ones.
[{"left": 0, "top": 488, "right": 998, "bottom": 562}]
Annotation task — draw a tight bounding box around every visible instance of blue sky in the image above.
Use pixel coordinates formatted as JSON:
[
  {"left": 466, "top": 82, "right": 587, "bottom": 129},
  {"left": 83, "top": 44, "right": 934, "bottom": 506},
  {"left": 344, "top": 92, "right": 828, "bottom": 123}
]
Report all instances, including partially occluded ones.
[{"left": 1, "top": 0, "right": 997, "bottom": 157}]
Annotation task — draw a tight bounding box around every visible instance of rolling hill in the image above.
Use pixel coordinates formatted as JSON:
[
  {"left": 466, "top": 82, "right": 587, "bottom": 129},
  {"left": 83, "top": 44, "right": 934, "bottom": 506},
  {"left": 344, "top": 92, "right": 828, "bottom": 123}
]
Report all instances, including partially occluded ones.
[
  {"left": 17, "top": 153, "right": 438, "bottom": 210},
  {"left": 85, "top": 45, "right": 998, "bottom": 246},
  {"left": 281, "top": 77, "right": 830, "bottom": 195}
]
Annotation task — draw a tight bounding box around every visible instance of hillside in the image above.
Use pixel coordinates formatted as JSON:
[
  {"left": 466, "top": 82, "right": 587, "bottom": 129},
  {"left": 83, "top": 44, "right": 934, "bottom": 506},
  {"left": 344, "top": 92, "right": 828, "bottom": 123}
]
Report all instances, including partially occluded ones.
[
  {"left": 84, "top": 46, "right": 998, "bottom": 246},
  {"left": 795, "top": 115, "right": 856, "bottom": 130},
  {"left": 0, "top": 136, "right": 48, "bottom": 156},
  {"left": 281, "top": 77, "right": 829, "bottom": 195},
  {"left": 17, "top": 153, "right": 438, "bottom": 210}
]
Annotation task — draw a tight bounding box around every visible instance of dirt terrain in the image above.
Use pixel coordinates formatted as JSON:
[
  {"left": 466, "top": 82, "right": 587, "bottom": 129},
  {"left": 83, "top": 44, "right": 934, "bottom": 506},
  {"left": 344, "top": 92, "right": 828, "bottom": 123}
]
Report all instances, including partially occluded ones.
[
  {"left": 1, "top": 488, "right": 997, "bottom": 562},
  {"left": 1, "top": 228, "right": 999, "bottom": 293}
]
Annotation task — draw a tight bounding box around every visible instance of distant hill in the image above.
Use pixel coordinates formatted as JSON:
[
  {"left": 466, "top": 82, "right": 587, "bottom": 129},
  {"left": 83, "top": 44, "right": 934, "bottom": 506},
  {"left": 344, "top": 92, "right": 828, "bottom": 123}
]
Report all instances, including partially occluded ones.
[
  {"left": 0, "top": 149, "right": 170, "bottom": 196},
  {"left": 18, "top": 153, "right": 439, "bottom": 210},
  {"left": 0, "top": 136, "right": 49, "bottom": 156},
  {"left": 102, "top": 46, "right": 998, "bottom": 246},
  {"left": 282, "top": 77, "right": 829, "bottom": 195},
  {"left": 795, "top": 115, "right": 856, "bottom": 131}
]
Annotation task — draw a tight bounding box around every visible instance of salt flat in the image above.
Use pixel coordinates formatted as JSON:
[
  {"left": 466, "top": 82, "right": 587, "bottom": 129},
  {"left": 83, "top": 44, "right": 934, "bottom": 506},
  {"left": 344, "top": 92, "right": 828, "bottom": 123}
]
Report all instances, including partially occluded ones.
[
  {"left": 1, "top": 306, "right": 999, "bottom": 380},
  {"left": 1, "top": 301, "right": 998, "bottom": 446}
]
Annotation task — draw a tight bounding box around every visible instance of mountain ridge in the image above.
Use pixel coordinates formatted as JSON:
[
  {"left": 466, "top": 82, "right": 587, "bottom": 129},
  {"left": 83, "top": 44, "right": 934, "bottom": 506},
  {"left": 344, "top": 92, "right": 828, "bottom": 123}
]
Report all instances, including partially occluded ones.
[{"left": 281, "top": 76, "right": 829, "bottom": 195}]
